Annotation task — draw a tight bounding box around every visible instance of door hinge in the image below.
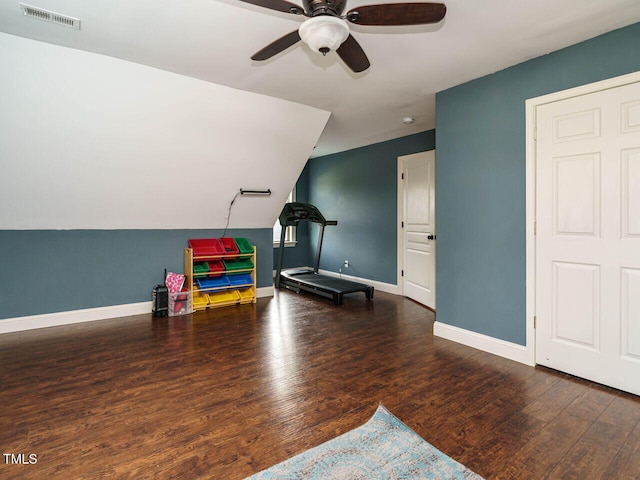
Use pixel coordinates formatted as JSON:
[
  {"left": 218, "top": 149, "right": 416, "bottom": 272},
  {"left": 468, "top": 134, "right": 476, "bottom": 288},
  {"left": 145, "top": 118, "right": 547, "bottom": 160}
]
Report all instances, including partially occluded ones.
[
  {"left": 401, "top": 172, "right": 404, "bottom": 180},
  {"left": 401, "top": 270, "right": 404, "bottom": 277},
  {"left": 401, "top": 221, "right": 404, "bottom": 228},
  {"left": 534, "top": 316, "right": 537, "bottom": 329},
  {"left": 533, "top": 127, "right": 537, "bottom": 141},
  {"left": 534, "top": 221, "right": 537, "bottom": 235}
]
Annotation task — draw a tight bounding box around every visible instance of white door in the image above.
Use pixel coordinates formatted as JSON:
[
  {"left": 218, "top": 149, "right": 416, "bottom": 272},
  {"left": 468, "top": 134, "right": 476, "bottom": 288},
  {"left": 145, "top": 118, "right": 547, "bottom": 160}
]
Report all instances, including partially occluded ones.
[
  {"left": 400, "top": 151, "right": 436, "bottom": 308},
  {"left": 535, "top": 80, "right": 640, "bottom": 395}
]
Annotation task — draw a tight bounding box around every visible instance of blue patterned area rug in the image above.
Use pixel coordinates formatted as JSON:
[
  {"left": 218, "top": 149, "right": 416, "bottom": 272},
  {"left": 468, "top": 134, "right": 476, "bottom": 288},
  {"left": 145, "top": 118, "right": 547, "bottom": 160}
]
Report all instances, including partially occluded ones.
[{"left": 245, "top": 404, "right": 484, "bottom": 479}]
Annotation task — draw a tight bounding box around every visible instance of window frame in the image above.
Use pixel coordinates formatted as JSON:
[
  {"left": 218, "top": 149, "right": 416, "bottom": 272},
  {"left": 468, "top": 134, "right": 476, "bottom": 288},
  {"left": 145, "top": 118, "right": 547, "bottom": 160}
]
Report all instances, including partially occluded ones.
[{"left": 273, "top": 190, "right": 297, "bottom": 248}]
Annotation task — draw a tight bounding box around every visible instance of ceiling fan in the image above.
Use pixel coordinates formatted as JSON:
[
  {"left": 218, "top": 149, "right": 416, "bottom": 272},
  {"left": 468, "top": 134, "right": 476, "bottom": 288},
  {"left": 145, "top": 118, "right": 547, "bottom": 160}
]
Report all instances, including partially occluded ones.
[{"left": 240, "top": 0, "right": 446, "bottom": 73}]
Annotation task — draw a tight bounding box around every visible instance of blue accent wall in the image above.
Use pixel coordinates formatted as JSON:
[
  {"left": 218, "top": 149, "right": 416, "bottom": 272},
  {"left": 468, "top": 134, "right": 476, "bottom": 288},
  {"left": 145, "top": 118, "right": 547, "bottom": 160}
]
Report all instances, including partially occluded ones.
[
  {"left": 435, "top": 22, "right": 640, "bottom": 345},
  {"left": 305, "top": 130, "right": 436, "bottom": 284},
  {"left": 0, "top": 228, "right": 272, "bottom": 320}
]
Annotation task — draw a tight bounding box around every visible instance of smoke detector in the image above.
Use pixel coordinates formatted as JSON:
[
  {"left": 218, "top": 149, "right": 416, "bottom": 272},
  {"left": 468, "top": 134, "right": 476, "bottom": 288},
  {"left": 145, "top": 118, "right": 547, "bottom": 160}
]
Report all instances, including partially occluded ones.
[
  {"left": 20, "top": 3, "right": 81, "bottom": 30},
  {"left": 402, "top": 117, "right": 415, "bottom": 125}
]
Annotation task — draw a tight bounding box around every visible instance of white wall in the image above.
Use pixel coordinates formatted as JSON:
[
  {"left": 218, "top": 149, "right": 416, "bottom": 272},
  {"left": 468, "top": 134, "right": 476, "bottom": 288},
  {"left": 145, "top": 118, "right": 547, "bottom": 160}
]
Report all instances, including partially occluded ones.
[{"left": 0, "top": 33, "right": 330, "bottom": 229}]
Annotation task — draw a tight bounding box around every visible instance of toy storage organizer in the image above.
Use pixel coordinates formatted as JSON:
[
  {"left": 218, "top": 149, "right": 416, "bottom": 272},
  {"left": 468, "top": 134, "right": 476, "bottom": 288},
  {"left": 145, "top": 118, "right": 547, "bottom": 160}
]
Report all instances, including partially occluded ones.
[{"left": 184, "top": 238, "right": 256, "bottom": 311}]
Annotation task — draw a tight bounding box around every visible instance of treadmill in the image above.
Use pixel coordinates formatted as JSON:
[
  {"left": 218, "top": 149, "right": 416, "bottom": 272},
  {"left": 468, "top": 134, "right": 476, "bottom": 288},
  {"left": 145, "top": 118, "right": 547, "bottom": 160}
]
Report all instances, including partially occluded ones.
[{"left": 275, "top": 202, "right": 374, "bottom": 305}]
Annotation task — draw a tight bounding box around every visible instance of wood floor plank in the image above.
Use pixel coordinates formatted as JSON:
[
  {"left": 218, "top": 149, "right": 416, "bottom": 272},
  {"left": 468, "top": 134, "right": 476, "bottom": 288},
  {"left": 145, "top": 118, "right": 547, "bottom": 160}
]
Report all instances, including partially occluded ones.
[
  {"left": 494, "top": 412, "right": 593, "bottom": 480},
  {"left": 456, "top": 410, "right": 546, "bottom": 478},
  {"left": 1, "top": 290, "right": 639, "bottom": 479},
  {"left": 602, "top": 419, "right": 640, "bottom": 479},
  {"left": 548, "top": 417, "right": 632, "bottom": 480}
]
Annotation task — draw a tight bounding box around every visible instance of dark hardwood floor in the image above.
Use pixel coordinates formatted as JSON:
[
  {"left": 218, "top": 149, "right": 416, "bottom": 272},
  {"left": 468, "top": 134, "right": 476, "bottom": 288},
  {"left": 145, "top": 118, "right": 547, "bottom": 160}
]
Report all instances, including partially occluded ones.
[{"left": 1, "top": 290, "right": 639, "bottom": 479}]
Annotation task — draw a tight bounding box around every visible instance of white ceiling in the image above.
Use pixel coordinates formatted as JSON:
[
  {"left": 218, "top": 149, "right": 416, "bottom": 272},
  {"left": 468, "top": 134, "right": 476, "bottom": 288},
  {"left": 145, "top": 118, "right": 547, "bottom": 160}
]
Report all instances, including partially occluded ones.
[{"left": 2, "top": 0, "right": 640, "bottom": 157}]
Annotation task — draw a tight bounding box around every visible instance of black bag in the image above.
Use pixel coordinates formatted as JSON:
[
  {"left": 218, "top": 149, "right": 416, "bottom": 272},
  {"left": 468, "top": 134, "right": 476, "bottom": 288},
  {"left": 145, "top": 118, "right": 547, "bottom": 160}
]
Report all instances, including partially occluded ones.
[{"left": 152, "top": 285, "right": 169, "bottom": 317}]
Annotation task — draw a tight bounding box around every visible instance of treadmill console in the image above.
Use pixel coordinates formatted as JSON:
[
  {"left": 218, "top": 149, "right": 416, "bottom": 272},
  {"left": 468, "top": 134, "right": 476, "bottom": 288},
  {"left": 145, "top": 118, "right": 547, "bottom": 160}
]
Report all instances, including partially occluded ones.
[{"left": 279, "top": 202, "right": 328, "bottom": 226}]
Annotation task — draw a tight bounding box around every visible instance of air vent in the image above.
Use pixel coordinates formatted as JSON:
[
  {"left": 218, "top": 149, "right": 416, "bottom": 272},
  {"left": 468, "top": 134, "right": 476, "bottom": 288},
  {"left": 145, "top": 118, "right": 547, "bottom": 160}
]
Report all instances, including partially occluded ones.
[{"left": 20, "top": 3, "right": 81, "bottom": 30}]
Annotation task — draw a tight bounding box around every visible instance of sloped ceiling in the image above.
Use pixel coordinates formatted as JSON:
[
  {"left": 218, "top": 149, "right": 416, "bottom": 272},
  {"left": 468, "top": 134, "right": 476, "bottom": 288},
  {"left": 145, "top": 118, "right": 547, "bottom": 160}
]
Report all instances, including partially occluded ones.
[
  {"left": 0, "top": 33, "right": 330, "bottom": 229},
  {"left": 1, "top": 1, "right": 640, "bottom": 158}
]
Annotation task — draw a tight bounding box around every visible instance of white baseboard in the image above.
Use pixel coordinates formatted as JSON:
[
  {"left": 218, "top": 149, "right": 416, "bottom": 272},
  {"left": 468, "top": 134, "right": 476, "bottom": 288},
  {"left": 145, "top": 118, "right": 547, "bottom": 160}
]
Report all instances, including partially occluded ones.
[
  {"left": 0, "top": 302, "right": 152, "bottom": 335},
  {"left": 317, "top": 269, "right": 400, "bottom": 295},
  {"left": 256, "top": 286, "right": 274, "bottom": 298},
  {"left": 433, "top": 321, "right": 533, "bottom": 366},
  {"left": 1, "top": 286, "right": 275, "bottom": 335}
]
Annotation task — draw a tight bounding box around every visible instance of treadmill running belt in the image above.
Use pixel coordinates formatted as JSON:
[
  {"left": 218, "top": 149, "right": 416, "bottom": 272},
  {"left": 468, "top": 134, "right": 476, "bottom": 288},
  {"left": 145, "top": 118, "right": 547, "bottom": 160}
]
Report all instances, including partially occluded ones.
[{"left": 280, "top": 271, "right": 374, "bottom": 305}]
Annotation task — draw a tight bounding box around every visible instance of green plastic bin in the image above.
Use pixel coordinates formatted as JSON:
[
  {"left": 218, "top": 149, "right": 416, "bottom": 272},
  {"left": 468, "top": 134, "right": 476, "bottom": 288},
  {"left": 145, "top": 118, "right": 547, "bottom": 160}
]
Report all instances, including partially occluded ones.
[
  {"left": 194, "top": 262, "right": 209, "bottom": 274},
  {"left": 234, "top": 238, "right": 254, "bottom": 254},
  {"left": 223, "top": 258, "right": 254, "bottom": 271}
]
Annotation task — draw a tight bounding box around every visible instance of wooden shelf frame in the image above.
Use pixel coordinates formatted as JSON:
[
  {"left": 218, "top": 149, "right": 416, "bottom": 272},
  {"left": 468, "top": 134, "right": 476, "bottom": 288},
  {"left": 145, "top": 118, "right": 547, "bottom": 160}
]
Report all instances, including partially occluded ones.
[{"left": 184, "top": 246, "right": 257, "bottom": 311}]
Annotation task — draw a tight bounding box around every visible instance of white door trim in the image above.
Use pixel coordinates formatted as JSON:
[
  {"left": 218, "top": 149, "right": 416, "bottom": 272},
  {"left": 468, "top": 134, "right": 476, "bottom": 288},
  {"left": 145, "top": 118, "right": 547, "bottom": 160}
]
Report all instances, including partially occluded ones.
[
  {"left": 525, "top": 70, "right": 640, "bottom": 367},
  {"left": 397, "top": 158, "right": 405, "bottom": 293},
  {"left": 397, "top": 150, "right": 436, "bottom": 302}
]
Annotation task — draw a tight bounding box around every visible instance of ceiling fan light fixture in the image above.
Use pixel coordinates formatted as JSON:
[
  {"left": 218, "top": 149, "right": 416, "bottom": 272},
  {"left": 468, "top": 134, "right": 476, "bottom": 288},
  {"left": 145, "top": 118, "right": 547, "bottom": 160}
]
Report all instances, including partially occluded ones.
[{"left": 298, "top": 16, "right": 349, "bottom": 55}]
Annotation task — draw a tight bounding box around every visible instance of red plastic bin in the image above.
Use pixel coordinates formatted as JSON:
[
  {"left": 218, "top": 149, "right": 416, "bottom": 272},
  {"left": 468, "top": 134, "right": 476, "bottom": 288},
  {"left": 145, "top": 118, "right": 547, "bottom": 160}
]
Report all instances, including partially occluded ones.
[
  {"left": 207, "top": 260, "right": 225, "bottom": 273},
  {"left": 220, "top": 237, "right": 239, "bottom": 256},
  {"left": 188, "top": 238, "right": 224, "bottom": 257}
]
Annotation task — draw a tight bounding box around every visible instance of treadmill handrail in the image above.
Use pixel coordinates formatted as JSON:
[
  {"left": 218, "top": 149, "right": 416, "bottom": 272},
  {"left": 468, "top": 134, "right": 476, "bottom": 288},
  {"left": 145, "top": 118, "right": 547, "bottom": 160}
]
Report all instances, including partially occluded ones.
[
  {"left": 276, "top": 202, "right": 338, "bottom": 286},
  {"left": 279, "top": 202, "right": 338, "bottom": 227}
]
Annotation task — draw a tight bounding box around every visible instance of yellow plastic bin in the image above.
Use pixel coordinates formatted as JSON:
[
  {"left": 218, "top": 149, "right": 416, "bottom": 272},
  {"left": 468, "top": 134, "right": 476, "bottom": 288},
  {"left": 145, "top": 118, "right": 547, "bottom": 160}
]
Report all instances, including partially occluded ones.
[
  {"left": 237, "top": 288, "right": 255, "bottom": 302},
  {"left": 192, "top": 291, "right": 210, "bottom": 309},
  {"left": 208, "top": 290, "right": 241, "bottom": 306}
]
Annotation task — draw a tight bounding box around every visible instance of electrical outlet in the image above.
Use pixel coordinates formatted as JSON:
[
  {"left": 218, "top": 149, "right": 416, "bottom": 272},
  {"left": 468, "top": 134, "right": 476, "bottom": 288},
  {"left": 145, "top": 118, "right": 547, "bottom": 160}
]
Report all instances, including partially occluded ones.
[{"left": 344, "top": 260, "right": 349, "bottom": 268}]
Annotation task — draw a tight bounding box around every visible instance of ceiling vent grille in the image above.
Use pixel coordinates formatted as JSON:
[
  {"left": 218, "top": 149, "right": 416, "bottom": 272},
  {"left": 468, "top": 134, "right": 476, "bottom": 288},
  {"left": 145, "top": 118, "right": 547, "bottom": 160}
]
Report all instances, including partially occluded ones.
[{"left": 20, "top": 3, "right": 81, "bottom": 30}]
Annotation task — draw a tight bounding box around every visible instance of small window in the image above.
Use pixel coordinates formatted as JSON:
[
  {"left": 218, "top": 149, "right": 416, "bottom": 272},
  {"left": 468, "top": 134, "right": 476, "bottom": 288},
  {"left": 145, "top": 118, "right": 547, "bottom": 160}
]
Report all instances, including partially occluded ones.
[{"left": 273, "top": 190, "right": 296, "bottom": 247}]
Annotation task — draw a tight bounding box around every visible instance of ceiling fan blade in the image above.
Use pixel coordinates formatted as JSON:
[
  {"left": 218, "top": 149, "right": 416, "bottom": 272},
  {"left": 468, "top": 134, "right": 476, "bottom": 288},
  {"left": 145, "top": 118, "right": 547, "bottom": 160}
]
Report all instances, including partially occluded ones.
[
  {"left": 336, "top": 34, "right": 370, "bottom": 73},
  {"left": 237, "top": 0, "right": 305, "bottom": 15},
  {"left": 346, "top": 2, "right": 446, "bottom": 26},
  {"left": 251, "top": 30, "right": 302, "bottom": 61}
]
